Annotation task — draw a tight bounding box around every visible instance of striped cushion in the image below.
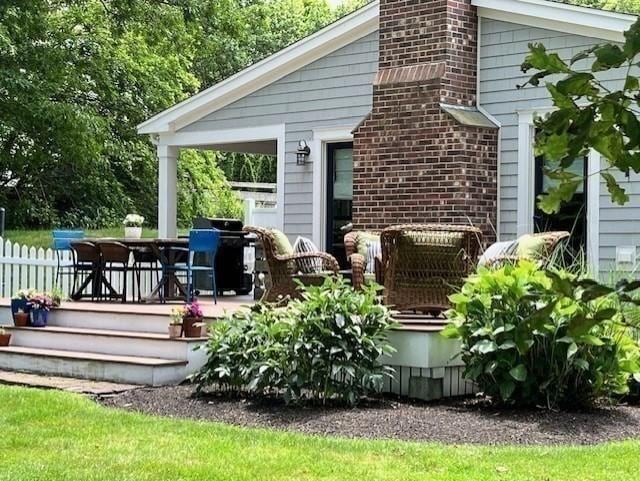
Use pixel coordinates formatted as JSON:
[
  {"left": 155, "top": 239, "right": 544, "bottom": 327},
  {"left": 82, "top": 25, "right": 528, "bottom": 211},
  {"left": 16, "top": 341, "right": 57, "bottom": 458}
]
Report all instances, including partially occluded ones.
[
  {"left": 365, "top": 239, "right": 381, "bottom": 274},
  {"left": 293, "top": 236, "right": 322, "bottom": 273}
]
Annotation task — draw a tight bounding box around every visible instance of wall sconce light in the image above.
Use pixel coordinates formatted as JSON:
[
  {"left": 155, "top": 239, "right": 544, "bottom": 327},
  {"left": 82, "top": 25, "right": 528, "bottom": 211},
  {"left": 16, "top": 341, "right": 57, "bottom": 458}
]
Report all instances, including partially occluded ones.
[{"left": 296, "top": 140, "right": 310, "bottom": 166}]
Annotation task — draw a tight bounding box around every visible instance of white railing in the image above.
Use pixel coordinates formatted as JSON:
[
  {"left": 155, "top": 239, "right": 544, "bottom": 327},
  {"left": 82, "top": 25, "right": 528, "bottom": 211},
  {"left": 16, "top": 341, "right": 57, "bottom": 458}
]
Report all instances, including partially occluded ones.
[
  {"left": 0, "top": 236, "right": 157, "bottom": 300},
  {"left": 244, "top": 198, "right": 279, "bottom": 229}
]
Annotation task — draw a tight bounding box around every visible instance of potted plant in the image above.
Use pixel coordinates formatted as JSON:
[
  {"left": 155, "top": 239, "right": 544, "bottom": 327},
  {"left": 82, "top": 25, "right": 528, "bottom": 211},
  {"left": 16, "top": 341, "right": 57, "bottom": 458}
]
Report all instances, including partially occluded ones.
[
  {"left": 13, "top": 309, "right": 30, "bottom": 327},
  {"left": 123, "top": 214, "right": 144, "bottom": 239},
  {"left": 0, "top": 327, "right": 10, "bottom": 346},
  {"left": 28, "top": 292, "right": 54, "bottom": 327},
  {"left": 10, "top": 289, "right": 34, "bottom": 323},
  {"left": 169, "top": 308, "right": 184, "bottom": 338},
  {"left": 182, "top": 300, "right": 205, "bottom": 338},
  {"left": 50, "top": 287, "right": 65, "bottom": 308}
]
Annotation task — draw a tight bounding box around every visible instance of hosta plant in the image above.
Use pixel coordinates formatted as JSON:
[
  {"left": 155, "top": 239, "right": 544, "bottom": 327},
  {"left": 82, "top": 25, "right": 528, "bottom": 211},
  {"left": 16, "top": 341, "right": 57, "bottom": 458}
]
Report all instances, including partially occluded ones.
[
  {"left": 194, "top": 276, "right": 397, "bottom": 405},
  {"left": 443, "top": 261, "right": 640, "bottom": 409}
]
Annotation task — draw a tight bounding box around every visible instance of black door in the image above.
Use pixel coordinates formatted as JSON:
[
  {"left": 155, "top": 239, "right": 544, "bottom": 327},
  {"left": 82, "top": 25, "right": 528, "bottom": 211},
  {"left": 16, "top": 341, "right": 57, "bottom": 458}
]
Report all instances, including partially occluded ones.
[
  {"left": 326, "top": 142, "right": 353, "bottom": 268},
  {"left": 534, "top": 154, "right": 587, "bottom": 255}
]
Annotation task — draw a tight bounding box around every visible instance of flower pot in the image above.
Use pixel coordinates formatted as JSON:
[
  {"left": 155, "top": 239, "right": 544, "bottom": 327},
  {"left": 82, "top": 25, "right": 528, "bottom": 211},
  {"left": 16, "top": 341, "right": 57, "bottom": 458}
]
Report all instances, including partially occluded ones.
[
  {"left": 183, "top": 316, "right": 204, "bottom": 338},
  {"left": 168, "top": 324, "right": 182, "bottom": 338},
  {"left": 11, "top": 299, "right": 30, "bottom": 322},
  {"left": 124, "top": 226, "right": 142, "bottom": 239},
  {"left": 0, "top": 333, "right": 11, "bottom": 346},
  {"left": 31, "top": 309, "right": 49, "bottom": 327},
  {"left": 13, "top": 312, "right": 30, "bottom": 327}
]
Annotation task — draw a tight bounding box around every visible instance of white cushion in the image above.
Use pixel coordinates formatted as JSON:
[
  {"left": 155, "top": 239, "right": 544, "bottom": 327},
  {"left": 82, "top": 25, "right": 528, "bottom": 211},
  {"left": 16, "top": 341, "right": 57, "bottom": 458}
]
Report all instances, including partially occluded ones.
[
  {"left": 478, "top": 240, "right": 517, "bottom": 266},
  {"left": 293, "top": 236, "right": 322, "bottom": 273}
]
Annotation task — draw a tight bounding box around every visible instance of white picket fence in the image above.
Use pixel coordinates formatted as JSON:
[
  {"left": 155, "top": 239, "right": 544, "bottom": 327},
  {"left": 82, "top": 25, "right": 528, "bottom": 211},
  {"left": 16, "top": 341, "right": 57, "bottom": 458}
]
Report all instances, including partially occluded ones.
[{"left": 0, "top": 236, "right": 157, "bottom": 300}]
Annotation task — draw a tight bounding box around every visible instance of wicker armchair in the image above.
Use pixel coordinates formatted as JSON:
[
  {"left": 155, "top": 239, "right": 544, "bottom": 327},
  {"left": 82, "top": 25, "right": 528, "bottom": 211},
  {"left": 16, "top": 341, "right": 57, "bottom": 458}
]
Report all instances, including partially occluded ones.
[
  {"left": 380, "top": 224, "right": 483, "bottom": 314},
  {"left": 344, "top": 231, "right": 382, "bottom": 289},
  {"left": 244, "top": 226, "right": 340, "bottom": 302},
  {"left": 486, "top": 231, "right": 570, "bottom": 268}
]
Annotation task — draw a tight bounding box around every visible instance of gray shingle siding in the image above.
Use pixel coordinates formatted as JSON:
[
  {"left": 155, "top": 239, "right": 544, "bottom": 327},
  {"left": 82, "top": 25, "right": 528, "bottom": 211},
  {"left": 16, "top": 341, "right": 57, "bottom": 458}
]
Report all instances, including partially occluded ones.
[
  {"left": 479, "top": 18, "right": 640, "bottom": 273},
  {"left": 180, "top": 31, "right": 378, "bottom": 239}
]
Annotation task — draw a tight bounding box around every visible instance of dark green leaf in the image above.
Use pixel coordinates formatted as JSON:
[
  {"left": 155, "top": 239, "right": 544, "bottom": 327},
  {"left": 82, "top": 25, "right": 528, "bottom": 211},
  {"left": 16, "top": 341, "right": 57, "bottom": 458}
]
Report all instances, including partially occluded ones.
[
  {"left": 624, "top": 18, "right": 640, "bottom": 59},
  {"left": 602, "top": 172, "right": 629, "bottom": 205},
  {"left": 499, "top": 380, "right": 516, "bottom": 401},
  {"left": 509, "top": 364, "right": 527, "bottom": 382},
  {"left": 592, "top": 44, "right": 626, "bottom": 71}
]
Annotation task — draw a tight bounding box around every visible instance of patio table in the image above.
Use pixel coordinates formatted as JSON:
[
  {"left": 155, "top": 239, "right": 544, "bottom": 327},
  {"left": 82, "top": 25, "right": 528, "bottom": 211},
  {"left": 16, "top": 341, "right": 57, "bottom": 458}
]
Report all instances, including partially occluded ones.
[{"left": 73, "top": 238, "right": 188, "bottom": 303}]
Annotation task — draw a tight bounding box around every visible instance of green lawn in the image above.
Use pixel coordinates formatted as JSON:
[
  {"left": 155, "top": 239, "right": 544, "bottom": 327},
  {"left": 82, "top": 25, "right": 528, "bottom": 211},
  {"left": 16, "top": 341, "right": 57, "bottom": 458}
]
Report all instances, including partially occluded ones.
[
  {"left": 1, "top": 386, "right": 639, "bottom": 481},
  {"left": 2, "top": 228, "right": 189, "bottom": 249}
]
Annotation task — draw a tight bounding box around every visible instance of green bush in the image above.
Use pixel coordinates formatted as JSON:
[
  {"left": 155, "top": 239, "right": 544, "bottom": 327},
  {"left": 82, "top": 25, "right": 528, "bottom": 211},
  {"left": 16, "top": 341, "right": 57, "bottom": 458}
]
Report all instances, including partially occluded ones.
[
  {"left": 443, "top": 261, "right": 640, "bottom": 408},
  {"left": 194, "top": 277, "right": 397, "bottom": 405},
  {"left": 177, "top": 150, "right": 244, "bottom": 226}
]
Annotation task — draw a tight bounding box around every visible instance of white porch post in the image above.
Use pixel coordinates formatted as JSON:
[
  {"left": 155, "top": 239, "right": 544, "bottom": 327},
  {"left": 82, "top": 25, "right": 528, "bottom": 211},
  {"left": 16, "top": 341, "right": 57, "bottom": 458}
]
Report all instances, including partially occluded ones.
[{"left": 157, "top": 144, "right": 178, "bottom": 238}]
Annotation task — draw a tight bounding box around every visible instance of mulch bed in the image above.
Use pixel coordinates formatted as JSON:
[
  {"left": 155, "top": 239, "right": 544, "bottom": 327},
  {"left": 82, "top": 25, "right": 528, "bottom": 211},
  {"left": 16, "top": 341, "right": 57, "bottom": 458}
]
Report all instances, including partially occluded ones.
[{"left": 97, "top": 384, "right": 640, "bottom": 446}]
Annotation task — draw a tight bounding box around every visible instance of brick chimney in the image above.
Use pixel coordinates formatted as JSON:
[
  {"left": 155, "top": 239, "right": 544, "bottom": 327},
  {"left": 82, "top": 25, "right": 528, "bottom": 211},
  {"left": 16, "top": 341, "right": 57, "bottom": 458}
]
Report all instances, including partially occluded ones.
[{"left": 352, "top": 0, "right": 498, "bottom": 240}]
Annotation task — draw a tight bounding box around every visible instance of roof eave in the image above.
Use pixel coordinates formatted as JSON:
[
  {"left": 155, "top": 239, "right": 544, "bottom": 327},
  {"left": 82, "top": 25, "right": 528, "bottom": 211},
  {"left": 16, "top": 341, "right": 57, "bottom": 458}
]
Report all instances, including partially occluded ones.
[{"left": 473, "top": 0, "right": 637, "bottom": 43}]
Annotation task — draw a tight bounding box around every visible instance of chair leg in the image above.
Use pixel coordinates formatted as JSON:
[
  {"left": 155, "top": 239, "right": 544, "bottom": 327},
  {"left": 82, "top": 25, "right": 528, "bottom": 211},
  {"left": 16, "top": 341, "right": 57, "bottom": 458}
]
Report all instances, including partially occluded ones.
[
  {"left": 72, "top": 268, "right": 78, "bottom": 299},
  {"left": 122, "top": 266, "right": 128, "bottom": 303},
  {"left": 55, "top": 260, "right": 60, "bottom": 288},
  {"left": 134, "top": 263, "right": 142, "bottom": 303},
  {"left": 186, "top": 267, "right": 192, "bottom": 303},
  {"left": 212, "top": 268, "right": 217, "bottom": 305}
]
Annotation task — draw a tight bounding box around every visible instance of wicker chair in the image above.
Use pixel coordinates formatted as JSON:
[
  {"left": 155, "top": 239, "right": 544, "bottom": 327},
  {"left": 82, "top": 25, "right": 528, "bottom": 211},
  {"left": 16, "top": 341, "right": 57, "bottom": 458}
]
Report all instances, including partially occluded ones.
[
  {"left": 244, "top": 226, "right": 340, "bottom": 302},
  {"left": 344, "top": 231, "right": 382, "bottom": 289},
  {"left": 486, "top": 231, "right": 570, "bottom": 267},
  {"left": 380, "top": 224, "right": 483, "bottom": 314}
]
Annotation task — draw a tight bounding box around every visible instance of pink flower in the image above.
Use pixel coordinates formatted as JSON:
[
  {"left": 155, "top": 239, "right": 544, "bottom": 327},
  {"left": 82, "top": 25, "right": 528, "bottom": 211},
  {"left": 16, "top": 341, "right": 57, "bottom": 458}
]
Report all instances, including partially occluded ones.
[{"left": 186, "top": 299, "right": 203, "bottom": 318}]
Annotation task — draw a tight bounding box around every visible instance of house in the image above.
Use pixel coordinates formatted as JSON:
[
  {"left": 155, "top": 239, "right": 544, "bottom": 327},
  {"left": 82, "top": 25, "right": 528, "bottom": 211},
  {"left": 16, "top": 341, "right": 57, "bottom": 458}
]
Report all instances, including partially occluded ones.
[{"left": 138, "top": 0, "right": 639, "bottom": 275}]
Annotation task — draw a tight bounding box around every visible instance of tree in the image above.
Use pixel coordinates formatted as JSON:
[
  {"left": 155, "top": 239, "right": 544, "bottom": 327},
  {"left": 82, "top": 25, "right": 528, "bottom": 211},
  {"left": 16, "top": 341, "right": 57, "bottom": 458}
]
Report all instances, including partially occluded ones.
[
  {"left": 0, "top": 0, "right": 355, "bottom": 228},
  {"left": 0, "top": 0, "right": 198, "bottom": 228},
  {"left": 563, "top": 0, "right": 640, "bottom": 14},
  {"left": 519, "top": 17, "right": 640, "bottom": 213}
]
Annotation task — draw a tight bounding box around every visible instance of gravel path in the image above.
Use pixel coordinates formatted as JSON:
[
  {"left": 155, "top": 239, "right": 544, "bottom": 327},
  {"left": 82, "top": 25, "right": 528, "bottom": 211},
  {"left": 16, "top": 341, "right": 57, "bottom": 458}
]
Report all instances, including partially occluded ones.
[{"left": 98, "top": 385, "right": 640, "bottom": 446}]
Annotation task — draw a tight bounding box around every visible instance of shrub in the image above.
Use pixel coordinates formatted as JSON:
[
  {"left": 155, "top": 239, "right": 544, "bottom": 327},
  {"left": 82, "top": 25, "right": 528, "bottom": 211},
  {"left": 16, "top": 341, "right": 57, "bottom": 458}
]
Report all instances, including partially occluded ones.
[
  {"left": 194, "top": 277, "right": 397, "bottom": 405},
  {"left": 443, "top": 261, "right": 640, "bottom": 409}
]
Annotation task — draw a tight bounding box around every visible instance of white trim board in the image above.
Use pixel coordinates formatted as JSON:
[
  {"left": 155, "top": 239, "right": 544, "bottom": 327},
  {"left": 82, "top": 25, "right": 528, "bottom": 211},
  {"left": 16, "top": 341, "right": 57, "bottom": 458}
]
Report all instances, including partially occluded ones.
[
  {"left": 138, "top": 1, "right": 379, "bottom": 134},
  {"left": 476, "top": 17, "right": 503, "bottom": 239},
  {"left": 516, "top": 108, "right": 599, "bottom": 273},
  {"left": 473, "top": 0, "right": 636, "bottom": 43},
  {"left": 157, "top": 124, "right": 286, "bottom": 232},
  {"left": 311, "top": 127, "right": 354, "bottom": 249}
]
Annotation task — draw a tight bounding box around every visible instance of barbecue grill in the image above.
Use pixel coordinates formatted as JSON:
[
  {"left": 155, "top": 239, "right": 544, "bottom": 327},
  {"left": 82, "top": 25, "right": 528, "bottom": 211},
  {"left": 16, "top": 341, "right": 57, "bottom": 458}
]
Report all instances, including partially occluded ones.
[{"left": 192, "top": 217, "right": 253, "bottom": 296}]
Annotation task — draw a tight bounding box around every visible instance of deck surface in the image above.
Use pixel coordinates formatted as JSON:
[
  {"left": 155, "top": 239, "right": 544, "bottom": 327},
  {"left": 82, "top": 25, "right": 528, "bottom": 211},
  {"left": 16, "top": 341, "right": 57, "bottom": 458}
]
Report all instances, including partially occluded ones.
[
  {"left": 0, "top": 296, "right": 447, "bottom": 331},
  {"left": 0, "top": 295, "right": 253, "bottom": 319}
]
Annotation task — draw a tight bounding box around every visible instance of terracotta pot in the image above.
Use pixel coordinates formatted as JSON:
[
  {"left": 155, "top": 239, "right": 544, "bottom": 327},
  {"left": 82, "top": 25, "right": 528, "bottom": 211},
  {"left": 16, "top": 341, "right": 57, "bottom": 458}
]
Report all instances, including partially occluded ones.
[
  {"left": 168, "top": 324, "right": 182, "bottom": 338},
  {"left": 0, "top": 334, "right": 11, "bottom": 347},
  {"left": 13, "top": 312, "right": 30, "bottom": 327},
  {"left": 183, "top": 316, "right": 203, "bottom": 338}
]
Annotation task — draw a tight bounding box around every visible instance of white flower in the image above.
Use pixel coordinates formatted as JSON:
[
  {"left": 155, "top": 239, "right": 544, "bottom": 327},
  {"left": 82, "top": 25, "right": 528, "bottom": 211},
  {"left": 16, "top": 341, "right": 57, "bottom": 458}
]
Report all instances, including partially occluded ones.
[
  {"left": 335, "top": 314, "right": 345, "bottom": 328},
  {"left": 123, "top": 214, "right": 144, "bottom": 227}
]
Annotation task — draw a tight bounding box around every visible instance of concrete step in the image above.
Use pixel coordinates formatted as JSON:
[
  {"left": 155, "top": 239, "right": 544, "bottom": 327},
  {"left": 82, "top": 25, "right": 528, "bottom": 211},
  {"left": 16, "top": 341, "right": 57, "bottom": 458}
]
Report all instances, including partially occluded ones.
[
  {"left": 0, "top": 346, "right": 189, "bottom": 386},
  {"left": 3, "top": 326, "right": 206, "bottom": 360}
]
